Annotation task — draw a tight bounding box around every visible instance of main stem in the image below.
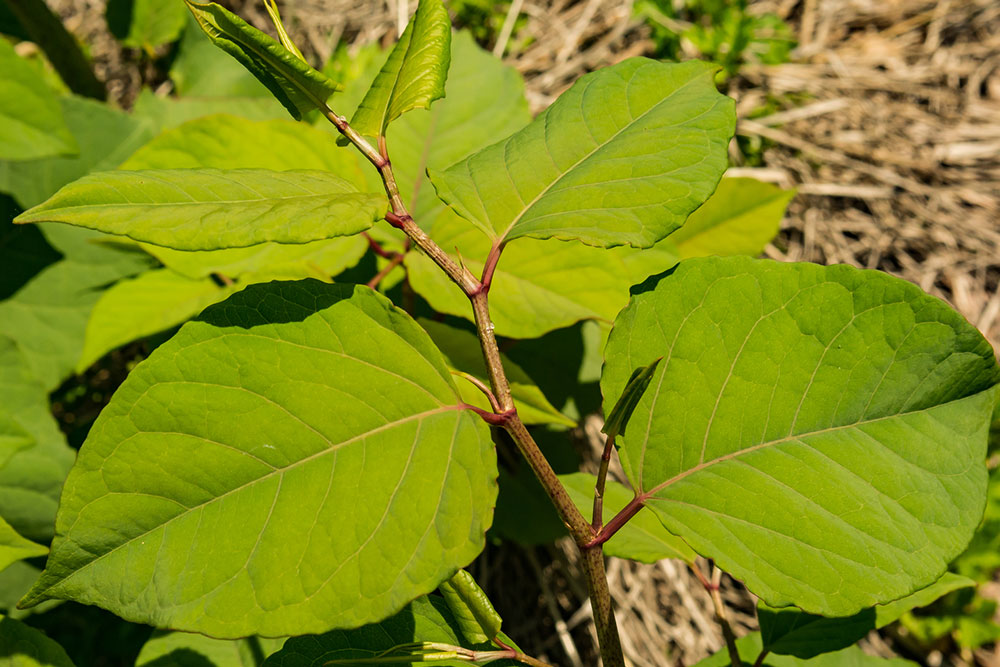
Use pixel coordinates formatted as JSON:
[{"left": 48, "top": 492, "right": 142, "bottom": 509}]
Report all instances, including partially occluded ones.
[{"left": 327, "top": 110, "right": 625, "bottom": 667}]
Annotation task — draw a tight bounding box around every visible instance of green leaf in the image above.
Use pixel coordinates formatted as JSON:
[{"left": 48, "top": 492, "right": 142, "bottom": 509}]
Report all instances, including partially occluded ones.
[
  {"left": 0, "top": 334, "right": 74, "bottom": 542},
  {"left": 406, "top": 215, "right": 680, "bottom": 338},
  {"left": 0, "top": 515, "right": 47, "bottom": 574},
  {"left": 0, "top": 220, "right": 153, "bottom": 390},
  {"left": 16, "top": 169, "right": 384, "bottom": 250},
  {"left": 665, "top": 177, "right": 793, "bottom": 260},
  {"left": 120, "top": 113, "right": 369, "bottom": 279},
  {"left": 183, "top": 1, "right": 338, "bottom": 120},
  {"left": 107, "top": 0, "right": 187, "bottom": 49},
  {"left": 263, "top": 595, "right": 509, "bottom": 667},
  {"left": 758, "top": 573, "right": 975, "bottom": 659},
  {"left": 77, "top": 269, "right": 241, "bottom": 372},
  {"left": 429, "top": 59, "right": 734, "bottom": 247},
  {"left": 351, "top": 0, "right": 451, "bottom": 138},
  {"left": 320, "top": 31, "right": 528, "bottom": 254},
  {"left": 0, "top": 95, "right": 158, "bottom": 209},
  {"left": 0, "top": 39, "right": 76, "bottom": 161},
  {"left": 603, "top": 256, "right": 1000, "bottom": 616},
  {"left": 437, "top": 569, "right": 502, "bottom": 644},
  {"left": 693, "top": 632, "right": 917, "bottom": 666},
  {"left": 603, "top": 358, "right": 661, "bottom": 440},
  {"left": 137, "top": 631, "right": 284, "bottom": 667},
  {"left": 419, "top": 319, "right": 574, "bottom": 426},
  {"left": 561, "top": 472, "right": 696, "bottom": 563},
  {"left": 0, "top": 615, "right": 76, "bottom": 667},
  {"left": 0, "top": 415, "right": 32, "bottom": 470},
  {"left": 22, "top": 281, "right": 497, "bottom": 637}
]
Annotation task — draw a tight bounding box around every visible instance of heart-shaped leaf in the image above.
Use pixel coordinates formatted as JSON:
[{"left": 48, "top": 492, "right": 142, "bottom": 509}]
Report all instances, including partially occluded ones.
[
  {"left": 603, "top": 256, "right": 1000, "bottom": 616},
  {"left": 15, "top": 169, "right": 384, "bottom": 250},
  {"left": 351, "top": 0, "right": 451, "bottom": 138},
  {"left": 183, "top": 1, "right": 338, "bottom": 120},
  {"left": 21, "top": 281, "right": 497, "bottom": 637},
  {"left": 429, "top": 59, "right": 734, "bottom": 248}
]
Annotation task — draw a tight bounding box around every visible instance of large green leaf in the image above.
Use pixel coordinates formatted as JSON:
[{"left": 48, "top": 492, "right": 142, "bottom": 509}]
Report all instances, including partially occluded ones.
[
  {"left": 131, "top": 90, "right": 287, "bottom": 132},
  {"left": 183, "top": 1, "right": 338, "bottom": 120},
  {"left": 107, "top": 0, "right": 187, "bottom": 50},
  {"left": 429, "top": 59, "right": 734, "bottom": 247},
  {"left": 119, "top": 114, "right": 370, "bottom": 281},
  {"left": 603, "top": 256, "right": 1000, "bottom": 616},
  {"left": 22, "top": 281, "right": 497, "bottom": 637},
  {"left": 0, "top": 515, "right": 46, "bottom": 574},
  {"left": 0, "top": 615, "right": 76, "bottom": 667},
  {"left": 0, "top": 336, "right": 74, "bottom": 541},
  {"left": 693, "top": 632, "right": 917, "bottom": 666},
  {"left": 351, "top": 0, "right": 451, "bottom": 138},
  {"left": 0, "top": 95, "right": 157, "bottom": 209},
  {"left": 137, "top": 631, "right": 284, "bottom": 667},
  {"left": 418, "top": 319, "right": 573, "bottom": 426},
  {"left": 16, "top": 169, "right": 384, "bottom": 250},
  {"left": 263, "top": 595, "right": 510, "bottom": 667},
  {"left": 77, "top": 268, "right": 241, "bottom": 372},
  {"left": 758, "top": 572, "right": 975, "bottom": 659},
  {"left": 561, "top": 472, "right": 695, "bottom": 564},
  {"left": 0, "top": 39, "right": 76, "bottom": 161}
]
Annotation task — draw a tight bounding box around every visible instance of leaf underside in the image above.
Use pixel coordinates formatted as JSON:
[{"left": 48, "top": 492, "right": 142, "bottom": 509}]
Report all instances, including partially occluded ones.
[
  {"left": 603, "top": 256, "right": 1000, "bottom": 616},
  {"left": 22, "top": 281, "right": 497, "bottom": 638},
  {"left": 183, "top": 1, "right": 338, "bottom": 120}
]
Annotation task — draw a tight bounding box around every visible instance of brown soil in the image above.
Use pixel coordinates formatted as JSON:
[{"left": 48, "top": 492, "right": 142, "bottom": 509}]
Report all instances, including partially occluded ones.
[{"left": 39, "top": 0, "right": 1000, "bottom": 664}]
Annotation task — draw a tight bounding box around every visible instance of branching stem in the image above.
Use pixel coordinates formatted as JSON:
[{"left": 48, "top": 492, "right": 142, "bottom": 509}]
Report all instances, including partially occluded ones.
[{"left": 324, "top": 107, "right": 626, "bottom": 667}]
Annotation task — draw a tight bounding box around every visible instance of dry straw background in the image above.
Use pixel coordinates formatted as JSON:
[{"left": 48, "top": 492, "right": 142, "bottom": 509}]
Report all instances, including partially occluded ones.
[{"left": 42, "top": 0, "right": 1000, "bottom": 664}]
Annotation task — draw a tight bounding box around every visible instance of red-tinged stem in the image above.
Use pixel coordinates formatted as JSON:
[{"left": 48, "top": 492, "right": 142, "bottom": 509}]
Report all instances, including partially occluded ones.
[
  {"left": 586, "top": 495, "right": 643, "bottom": 548},
  {"left": 363, "top": 232, "right": 396, "bottom": 259},
  {"left": 323, "top": 102, "right": 626, "bottom": 667},
  {"left": 451, "top": 370, "right": 502, "bottom": 412},
  {"left": 366, "top": 252, "right": 405, "bottom": 289}
]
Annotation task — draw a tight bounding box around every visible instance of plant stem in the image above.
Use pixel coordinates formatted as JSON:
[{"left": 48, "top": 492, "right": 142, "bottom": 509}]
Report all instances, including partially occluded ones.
[
  {"left": 752, "top": 650, "right": 769, "bottom": 667},
  {"left": 366, "top": 251, "right": 405, "bottom": 289},
  {"left": 327, "top": 111, "right": 626, "bottom": 667},
  {"left": 591, "top": 434, "right": 615, "bottom": 531},
  {"left": 696, "top": 564, "right": 742, "bottom": 667}
]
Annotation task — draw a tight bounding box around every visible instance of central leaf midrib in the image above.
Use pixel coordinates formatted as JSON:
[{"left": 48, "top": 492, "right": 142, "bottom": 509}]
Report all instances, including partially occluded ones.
[
  {"left": 638, "top": 391, "right": 987, "bottom": 501},
  {"left": 40, "top": 404, "right": 464, "bottom": 597},
  {"left": 497, "top": 68, "right": 710, "bottom": 241}
]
